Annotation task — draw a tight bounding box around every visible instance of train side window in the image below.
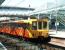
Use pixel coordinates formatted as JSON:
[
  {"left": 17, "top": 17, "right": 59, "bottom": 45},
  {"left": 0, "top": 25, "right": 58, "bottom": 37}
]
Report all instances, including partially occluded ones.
[
  {"left": 32, "top": 22, "right": 37, "bottom": 30},
  {"left": 18, "top": 23, "right": 28, "bottom": 29}
]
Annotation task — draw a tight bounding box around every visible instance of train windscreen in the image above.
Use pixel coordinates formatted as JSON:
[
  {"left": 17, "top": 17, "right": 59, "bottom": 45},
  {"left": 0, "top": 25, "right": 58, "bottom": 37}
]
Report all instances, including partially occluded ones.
[
  {"left": 32, "top": 22, "right": 37, "bottom": 30},
  {"left": 43, "top": 22, "right": 47, "bottom": 29},
  {"left": 32, "top": 21, "right": 47, "bottom": 30}
]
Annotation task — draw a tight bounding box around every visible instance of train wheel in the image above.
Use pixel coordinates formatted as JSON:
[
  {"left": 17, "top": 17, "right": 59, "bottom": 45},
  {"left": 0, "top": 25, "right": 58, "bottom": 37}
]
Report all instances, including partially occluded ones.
[
  {"left": 46, "top": 36, "right": 51, "bottom": 43},
  {"left": 0, "top": 32, "right": 3, "bottom": 34}
]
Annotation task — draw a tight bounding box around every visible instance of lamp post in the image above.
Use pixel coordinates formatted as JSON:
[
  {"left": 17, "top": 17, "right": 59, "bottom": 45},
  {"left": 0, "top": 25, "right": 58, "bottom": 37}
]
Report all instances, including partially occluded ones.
[{"left": 55, "top": 0, "right": 58, "bottom": 33}]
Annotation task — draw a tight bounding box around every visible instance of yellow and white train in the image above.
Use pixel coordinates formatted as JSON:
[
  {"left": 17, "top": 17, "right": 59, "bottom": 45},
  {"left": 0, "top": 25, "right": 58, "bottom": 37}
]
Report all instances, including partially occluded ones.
[{"left": 0, "top": 18, "right": 51, "bottom": 43}]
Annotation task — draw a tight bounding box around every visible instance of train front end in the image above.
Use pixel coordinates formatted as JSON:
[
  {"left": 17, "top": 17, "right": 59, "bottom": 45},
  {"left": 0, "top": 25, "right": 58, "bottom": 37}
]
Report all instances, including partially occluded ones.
[{"left": 24, "top": 19, "right": 51, "bottom": 44}]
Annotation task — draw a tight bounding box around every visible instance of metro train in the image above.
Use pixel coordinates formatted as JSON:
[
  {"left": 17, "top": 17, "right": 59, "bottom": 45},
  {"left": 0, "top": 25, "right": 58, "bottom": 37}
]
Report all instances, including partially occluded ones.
[{"left": 0, "top": 18, "right": 51, "bottom": 43}]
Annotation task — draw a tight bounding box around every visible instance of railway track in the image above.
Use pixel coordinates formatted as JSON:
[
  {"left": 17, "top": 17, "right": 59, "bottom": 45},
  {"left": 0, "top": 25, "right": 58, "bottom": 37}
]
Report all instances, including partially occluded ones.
[{"left": 0, "top": 34, "right": 65, "bottom": 50}]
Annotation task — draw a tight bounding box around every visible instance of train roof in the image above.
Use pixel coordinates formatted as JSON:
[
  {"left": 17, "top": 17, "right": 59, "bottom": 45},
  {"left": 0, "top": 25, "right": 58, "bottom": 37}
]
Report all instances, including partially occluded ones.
[{"left": 1, "top": 18, "right": 48, "bottom": 24}]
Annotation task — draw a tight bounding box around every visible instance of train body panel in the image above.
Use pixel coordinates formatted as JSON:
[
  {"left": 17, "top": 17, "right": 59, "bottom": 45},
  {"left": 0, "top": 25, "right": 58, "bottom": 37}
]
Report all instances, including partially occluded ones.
[{"left": 29, "top": 30, "right": 49, "bottom": 38}]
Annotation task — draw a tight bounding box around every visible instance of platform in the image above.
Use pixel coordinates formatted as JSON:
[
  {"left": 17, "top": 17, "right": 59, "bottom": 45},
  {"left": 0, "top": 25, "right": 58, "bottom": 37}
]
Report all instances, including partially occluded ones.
[
  {"left": 49, "top": 38, "right": 65, "bottom": 48},
  {"left": 49, "top": 30, "right": 65, "bottom": 38}
]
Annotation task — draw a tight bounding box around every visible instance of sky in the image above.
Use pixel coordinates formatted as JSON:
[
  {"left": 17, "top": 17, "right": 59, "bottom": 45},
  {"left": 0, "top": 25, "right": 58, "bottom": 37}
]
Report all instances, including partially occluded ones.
[
  {"left": 1, "top": 0, "right": 65, "bottom": 10},
  {"left": 1, "top": 0, "right": 46, "bottom": 8},
  {"left": 1, "top": 0, "right": 65, "bottom": 15}
]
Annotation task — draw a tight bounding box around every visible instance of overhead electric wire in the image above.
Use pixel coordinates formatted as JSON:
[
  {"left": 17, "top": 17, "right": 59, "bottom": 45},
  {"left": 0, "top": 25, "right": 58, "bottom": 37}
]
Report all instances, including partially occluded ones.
[
  {"left": 15, "top": 0, "right": 25, "bottom": 6},
  {"left": 0, "top": 0, "right": 6, "bottom": 6},
  {"left": 30, "top": 4, "right": 65, "bottom": 15},
  {"left": 1, "top": 0, "right": 11, "bottom": 6}
]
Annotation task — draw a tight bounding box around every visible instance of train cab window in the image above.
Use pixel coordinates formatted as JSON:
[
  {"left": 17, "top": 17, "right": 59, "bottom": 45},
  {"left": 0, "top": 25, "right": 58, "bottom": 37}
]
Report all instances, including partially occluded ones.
[
  {"left": 43, "top": 22, "right": 47, "bottom": 29},
  {"left": 38, "top": 22, "right": 42, "bottom": 29},
  {"left": 32, "top": 22, "right": 37, "bottom": 30}
]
